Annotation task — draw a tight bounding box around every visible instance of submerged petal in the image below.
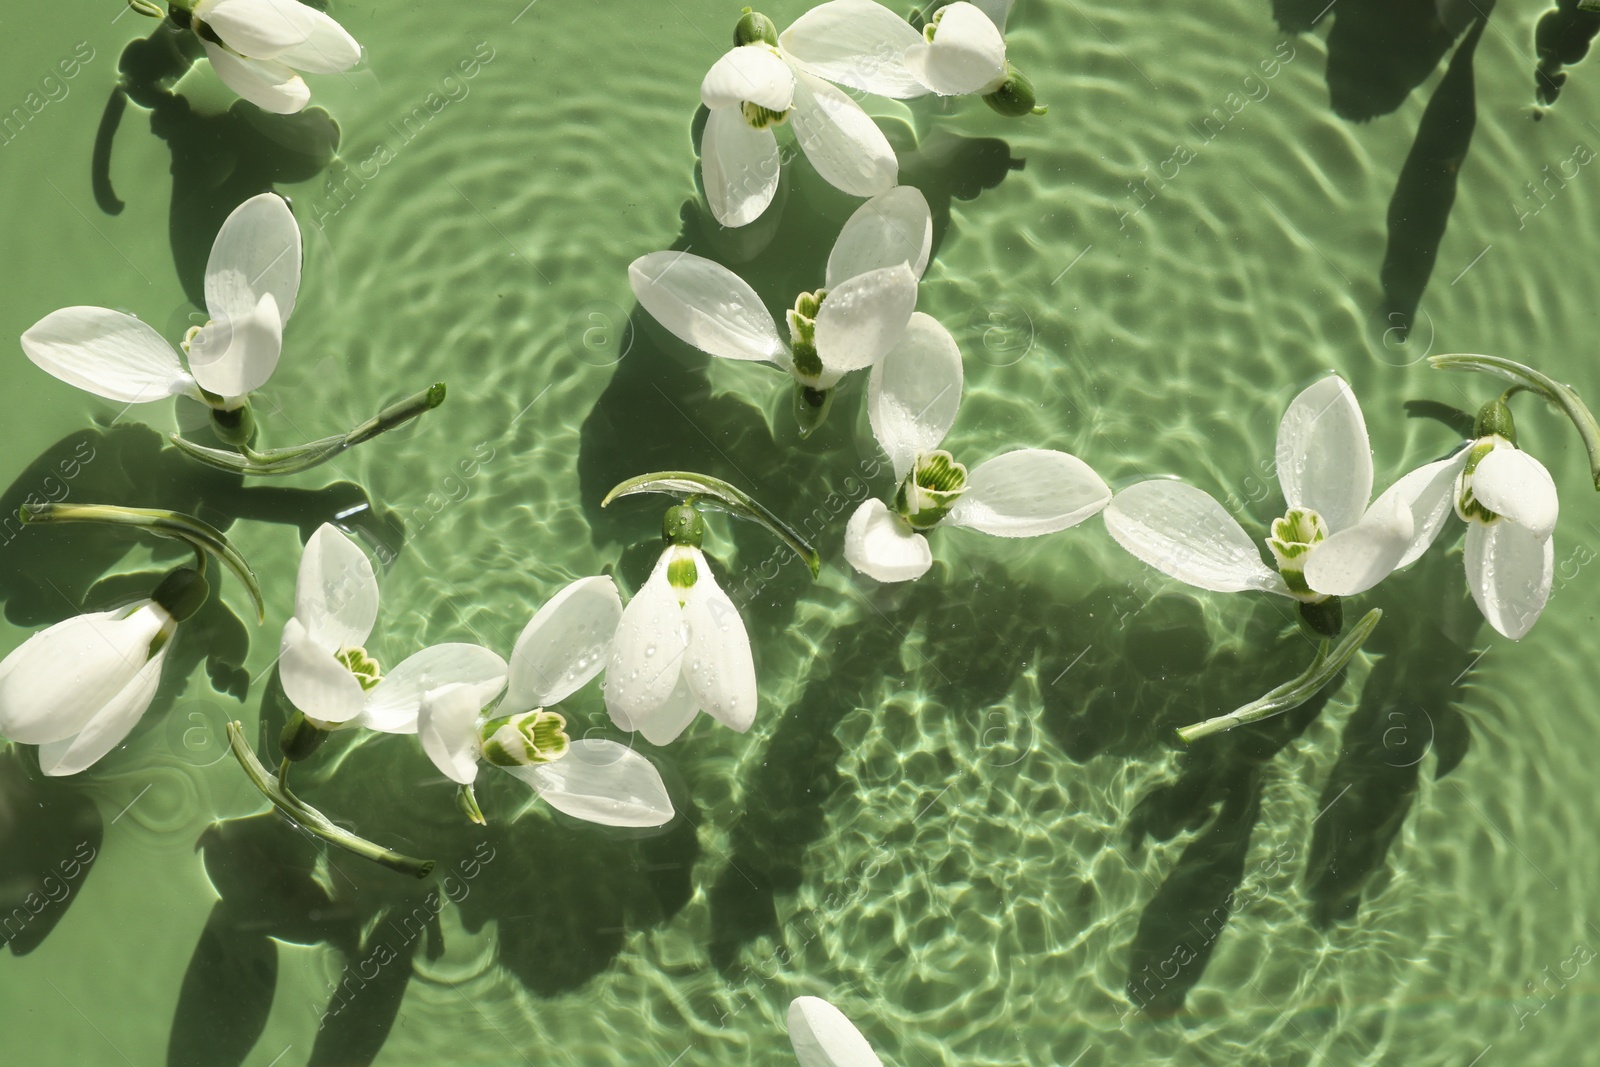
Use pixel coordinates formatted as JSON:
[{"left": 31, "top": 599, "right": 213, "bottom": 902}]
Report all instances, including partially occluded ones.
[
  {"left": 826, "top": 186, "right": 933, "bottom": 287},
  {"left": 1472, "top": 446, "right": 1558, "bottom": 541},
  {"left": 1104, "top": 479, "right": 1289, "bottom": 595},
  {"left": 789, "top": 68, "right": 898, "bottom": 198},
  {"left": 701, "top": 45, "right": 795, "bottom": 110},
  {"left": 1464, "top": 520, "right": 1553, "bottom": 640},
  {"left": 868, "top": 312, "right": 963, "bottom": 482},
  {"left": 416, "top": 682, "right": 485, "bottom": 785},
  {"left": 630, "top": 251, "right": 788, "bottom": 364},
  {"left": 946, "top": 449, "right": 1111, "bottom": 537},
  {"left": 904, "top": 2, "right": 1007, "bottom": 96},
  {"left": 814, "top": 264, "right": 918, "bottom": 384},
  {"left": 186, "top": 292, "right": 283, "bottom": 399},
  {"left": 780, "top": 0, "right": 930, "bottom": 99},
  {"left": 294, "top": 524, "right": 379, "bottom": 651},
  {"left": 679, "top": 555, "right": 757, "bottom": 733},
  {"left": 38, "top": 647, "right": 168, "bottom": 777},
  {"left": 844, "top": 499, "right": 934, "bottom": 583},
  {"left": 604, "top": 563, "right": 689, "bottom": 733},
  {"left": 506, "top": 576, "right": 623, "bottom": 711},
  {"left": 1274, "top": 375, "right": 1373, "bottom": 533},
  {"left": 701, "top": 106, "right": 783, "bottom": 228},
  {"left": 788, "top": 996, "right": 883, "bottom": 1067},
  {"left": 512, "top": 739, "right": 676, "bottom": 827},
  {"left": 202, "top": 40, "right": 310, "bottom": 114},
  {"left": 361, "top": 643, "right": 508, "bottom": 734},
  {"left": 278, "top": 617, "right": 366, "bottom": 725},
  {"left": 0, "top": 604, "right": 169, "bottom": 745},
  {"left": 206, "top": 191, "right": 301, "bottom": 326},
  {"left": 22, "top": 307, "right": 192, "bottom": 404}
]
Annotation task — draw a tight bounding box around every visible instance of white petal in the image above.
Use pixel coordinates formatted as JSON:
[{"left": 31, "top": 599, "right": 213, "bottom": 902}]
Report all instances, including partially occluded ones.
[
  {"left": 946, "top": 449, "right": 1111, "bottom": 537},
  {"left": 1373, "top": 452, "right": 1470, "bottom": 570},
  {"left": 1103, "top": 480, "right": 1289, "bottom": 595},
  {"left": 197, "top": 0, "right": 360, "bottom": 71},
  {"left": 1472, "top": 447, "right": 1558, "bottom": 541},
  {"left": 788, "top": 996, "right": 883, "bottom": 1067},
  {"left": 294, "top": 524, "right": 379, "bottom": 651},
  {"left": 39, "top": 648, "right": 168, "bottom": 777},
  {"left": 970, "top": 0, "right": 1015, "bottom": 31},
  {"left": 415, "top": 682, "right": 484, "bottom": 785},
  {"left": 1302, "top": 493, "right": 1415, "bottom": 596},
  {"left": 1464, "top": 520, "right": 1553, "bottom": 640},
  {"left": 360, "top": 644, "right": 508, "bottom": 734},
  {"left": 701, "top": 106, "right": 782, "bottom": 229},
  {"left": 789, "top": 68, "right": 898, "bottom": 198},
  {"left": 201, "top": 40, "right": 310, "bottom": 114},
  {"left": 867, "top": 311, "right": 962, "bottom": 482},
  {"left": 679, "top": 554, "right": 757, "bottom": 733},
  {"left": 604, "top": 562, "right": 689, "bottom": 732},
  {"left": 904, "top": 2, "right": 1007, "bottom": 96},
  {"left": 511, "top": 740, "right": 675, "bottom": 827},
  {"left": 277, "top": 617, "right": 366, "bottom": 725},
  {"left": 701, "top": 46, "right": 795, "bottom": 110},
  {"left": 0, "top": 604, "right": 168, "bottom": 745},
  {"left": 186, "top": 291, "right": 282, "bottom": 398},
  {"left": 814, "top": 264, "right": 918, "bottom": 384},
  {"left": 629, "top": 251, "right": 787, "bottom": 364},
  {"left": 1274, "top": 375, "right": 1373, "bottom": 533},
  {"left": 636, "top": 672, "right": 701, "bottom": 746},
  {"left": 506, "top": 576, "right": 622, "bottom": 711},
  {"left": 206, "top": 191, "right": 301, "bottom": 325},
  {"left": 844, "top": 498, "right": 933, "bottom": 583},
  {"left": 780, "top": 0, "right": 929, "bottom": 98},
  {"left": 21, "top": 307, "right": 192, "bottom": 404},
  {"left": 826, "top": 186, "right": 933, "bottom": 287}
]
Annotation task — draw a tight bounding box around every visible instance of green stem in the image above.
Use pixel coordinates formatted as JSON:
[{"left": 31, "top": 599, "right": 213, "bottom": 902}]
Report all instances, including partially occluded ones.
[
  {"left": 227, "top": 723, "right": 435, "bottom": 879},
  {"left": 603, "top": 470, "right": 821, "bottom": 578},
  {"left": 20, "top": 502, "right": 264, "bottom": 622},
  {"left": 1430, "top": 353, "right": 1600, "bottom": 489},
  {"left": 1176, "top": 609, "right": 1383, "bottom": 743},
  {"left": 168, "top": 383, "right": 447, "bottom": 477}
]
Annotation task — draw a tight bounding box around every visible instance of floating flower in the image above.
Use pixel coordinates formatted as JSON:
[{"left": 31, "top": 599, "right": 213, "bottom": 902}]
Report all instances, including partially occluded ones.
[
  {"left": 22, "top": 192, "right": 301, "bottom": 417},
  {"left": 631, "top": 186, "right": 929, "bottom": 433},
  {"left": 408, "top": 576, "right": 676, "bottom": 828},
  {"left": 1103, "top": 375, "right": 1426, "bottom": 635},
  {"left": 0, "top": 568, "right": 207, "bottom": 776},
  {"left": 788, "top": 996, "right": 883, "bottom": 1067},
  {"left": 175, "top": 0, "right": 362, "bottom": 115},
  {"left": 604, "top": 505, "right": 758, "bottom": 745},
  {"left": 843, "top": 313, "right": 1110, "bottom": 582},
  {"left": 699, "top": 7, "right": 899, "bottom": 227},
  {"left": 278, "top": 523, "right": 387, "bottom": 729}
]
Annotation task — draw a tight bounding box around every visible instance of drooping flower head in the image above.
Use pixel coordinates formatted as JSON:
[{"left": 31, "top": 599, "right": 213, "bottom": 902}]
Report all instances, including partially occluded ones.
[
  {"left": 176, "top": 0, "right": 363, "bottom": 115},
  {"left": 844, "top": 313, "right": 1111, "bottom": 582}
]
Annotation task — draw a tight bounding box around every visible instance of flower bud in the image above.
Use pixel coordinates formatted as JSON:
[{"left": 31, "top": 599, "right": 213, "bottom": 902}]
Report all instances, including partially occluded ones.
[
  {"left": 1472, "top": 397, "right": 1516, "bottom": 443},
  {"left": 481, "top": 709, "right": 571, "bottom": 768},
  {"left": 735, "top": 8, "right": 779, "bottom": 46},
  {"left": 663, "top": 504, "right": 704, "bottom": 548},
  {"left": 984, "top": 64, "right": 1047, "bottom": 117},
  {"left": 894, "top": 450, "right": 969, "bottom": 530}
]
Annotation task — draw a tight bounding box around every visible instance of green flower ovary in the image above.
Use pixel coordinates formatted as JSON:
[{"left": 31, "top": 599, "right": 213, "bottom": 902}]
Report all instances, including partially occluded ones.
[
  {"left": 481, "top": 710, "right": 571, "bottom": 768},
  {"left": 895, "top": 450, "right": 969, "bottom": 531},
  {"left": 335, "top": 646, "right": 383, "bottom": 691},
  {"left": 1454, "top": 437, "right": 1506, "bottom": 526},
  {"left": 1266, "top": 507, "right": 1329, "bottom": 602},
  {"left": 785, "top": 289, "right": 828, "bottom": 383}
]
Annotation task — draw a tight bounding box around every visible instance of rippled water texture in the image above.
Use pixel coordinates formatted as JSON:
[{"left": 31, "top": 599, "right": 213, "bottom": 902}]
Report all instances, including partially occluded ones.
[{"left": 2, "top": 1, "right": 1599, "bottom": 1064}]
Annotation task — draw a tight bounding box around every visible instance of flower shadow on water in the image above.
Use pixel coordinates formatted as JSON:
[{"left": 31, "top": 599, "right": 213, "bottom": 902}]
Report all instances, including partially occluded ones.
[{"left": 92, "top": 20, "right": 339, "bottom": 310}]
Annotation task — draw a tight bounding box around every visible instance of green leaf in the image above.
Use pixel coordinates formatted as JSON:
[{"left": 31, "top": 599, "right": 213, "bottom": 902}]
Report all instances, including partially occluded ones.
[
  {"left": 1430, "top": 353, "right": 1600, "bottom": 490},
  {"left": 1176, "top": 609, "right": 1382, "bottom": 743},
  {"left": 602, "top": 470, "right": 822, "bottom": 578}
]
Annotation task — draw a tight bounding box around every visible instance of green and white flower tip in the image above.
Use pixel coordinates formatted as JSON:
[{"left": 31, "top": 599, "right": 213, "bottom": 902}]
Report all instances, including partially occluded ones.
[
  {"left": 161, "top": 0, "right": 362, "bottom": 115},
  {"left": 699, "top": 3, "right": 902, "bottom": 227},
  {"left": 910, "top": 2, "right": 1040, "bottom": 113},
  {"left": 407, "top": 576, "right": 675, "bottom": 828},
  {"left": 604, "top": 505, "right": 758, "bottom": 745},
  {"left": 1104, "top": 375, "right": 1450, "bottom": 638},
  {"left": 22, "top": 192, "right": 301, "bottom": 433},
  {"left": 0, "top": 566, "right": 209, "bottom": 776},
  {"left": 844, "top": 313, "right": 1110, "bottom": 583},
  {"left": 788, "top": 996, "right": 883, "bottom": 1067},
  {"left": 630, "top": 186, "right": 930, "bottom": 430}
]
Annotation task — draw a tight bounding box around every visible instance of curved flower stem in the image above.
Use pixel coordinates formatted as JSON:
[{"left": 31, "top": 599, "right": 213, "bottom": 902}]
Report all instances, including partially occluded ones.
[
  {"left": 227, "top": 723, "right": 435, "bottom": 879},
  {"left": 603, "top": 470, "right": 822, "bottom": 577},
  {"left": 1430, "top": 353, "right": 1600, "bottom": 489},
  {"left": 20, "top": 502, "right": 264, "bottom": 622},
  {"left": 168, "top": 383, "right": 447, "bottom": 477},
  {"left": 1176, "top": 609, "right": 1382, "bottom": 743}
]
